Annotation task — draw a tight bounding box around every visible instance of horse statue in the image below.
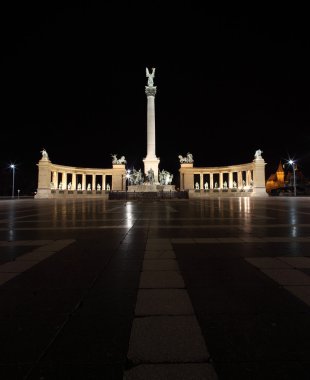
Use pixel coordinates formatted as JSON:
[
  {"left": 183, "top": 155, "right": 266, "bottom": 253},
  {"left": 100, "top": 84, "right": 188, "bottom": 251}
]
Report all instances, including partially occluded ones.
[
  {"left": 111, "top": 154, "right": 127, "bottom": 164},
  {"left": 178, "top": 152, "right": 194, "bottom": 164}
]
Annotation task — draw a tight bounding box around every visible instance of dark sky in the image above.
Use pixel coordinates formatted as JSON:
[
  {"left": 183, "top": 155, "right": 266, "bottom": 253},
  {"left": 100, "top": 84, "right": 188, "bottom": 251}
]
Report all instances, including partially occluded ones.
[{"left": 1, "top": 4, "right": 310, "bottom": 194}]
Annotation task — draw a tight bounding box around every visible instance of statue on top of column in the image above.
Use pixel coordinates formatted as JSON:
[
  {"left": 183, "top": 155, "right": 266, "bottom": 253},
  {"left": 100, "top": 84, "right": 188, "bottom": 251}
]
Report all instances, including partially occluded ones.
[
  {"left": 254, "top": 149, "right": 263, "bottom": 160},
  {"left": 40, "top": 148, "right": 49, "bottom": 160},
  {"left": 146, "top": 67, "right": 155, "bottom": 87}
]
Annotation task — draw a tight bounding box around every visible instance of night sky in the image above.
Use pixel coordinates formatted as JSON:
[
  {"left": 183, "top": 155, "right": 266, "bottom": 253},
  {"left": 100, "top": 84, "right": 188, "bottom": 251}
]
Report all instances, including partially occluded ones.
[{"left": 2, "top": 4, "right": 310, "bottom": 194}]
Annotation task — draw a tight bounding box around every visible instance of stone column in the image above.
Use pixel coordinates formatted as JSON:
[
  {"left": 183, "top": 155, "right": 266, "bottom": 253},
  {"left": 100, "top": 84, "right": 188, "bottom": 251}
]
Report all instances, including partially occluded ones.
[
  {"left": 72, "top": 173, "right": 76, "bottom": 190},
  {"left": 200, "top": 174, "right": 204, "bottom": 190},
  {"left": 143, "top": 76, "right": 160, "bottom": 182},
  {"left": 62, "top": 172, "right": 67, "bottom": 189},
  {"left": 237, "top": 172, "right": 243, "bottom": 188},
  {"left": 52, "top": 171, "right": 58, "bottom": 189},
  {"left": 219, "top": 173, "right": 223, "bottom": 189},
  {"left": 210, "top": 173, "right": 214, "bottom": 189},
  {"left": 229, "top": 172, "right": 233, "bottom": 188},
  {"left": 82, "top": 174, "right": 86, "bottom": 191},
  {"left": 246, "top": 170, "right": 252, "bottom": 186},
  {"left": 92, "top": 174, "right": 96, "bottom": 191},
  {"left": 102, "top": 174, "right": 106, "bottom": 190}
]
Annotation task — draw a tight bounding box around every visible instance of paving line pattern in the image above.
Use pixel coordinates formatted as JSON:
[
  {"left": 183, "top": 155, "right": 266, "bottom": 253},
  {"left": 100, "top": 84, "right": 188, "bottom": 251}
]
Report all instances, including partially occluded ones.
[
  {"left": 0, "top": 239, "right": 75, "bottom": 286},
  {"left": 245, "top": 256, "right": 310, "bottom": 307},
  {"left": 124, "top": 238, "right": 218, "bottom": 380}
]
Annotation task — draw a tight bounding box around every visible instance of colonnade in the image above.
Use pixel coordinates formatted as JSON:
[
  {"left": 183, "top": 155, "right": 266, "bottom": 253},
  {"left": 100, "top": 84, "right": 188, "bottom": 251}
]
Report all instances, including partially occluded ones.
[
  {"left": 35, "top": 155, "right": 126, "bottom": 198},
  {"left": 51, "top": 171, "right": 107, "bottom": 191},
  {"left": 179, "top": 154, "right": 267, "bottom": 197}
]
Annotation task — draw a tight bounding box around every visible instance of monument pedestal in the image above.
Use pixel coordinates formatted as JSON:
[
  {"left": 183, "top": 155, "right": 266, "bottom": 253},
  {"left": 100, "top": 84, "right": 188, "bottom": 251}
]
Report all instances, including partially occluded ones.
[{"left": 128, "top": 184, "right": 175, "bottom": 192}]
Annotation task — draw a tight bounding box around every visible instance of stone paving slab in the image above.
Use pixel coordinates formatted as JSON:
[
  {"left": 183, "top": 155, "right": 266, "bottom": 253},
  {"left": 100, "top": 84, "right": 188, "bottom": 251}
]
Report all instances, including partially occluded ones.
[
  {"left": 0, "top": 240, "right": 53, "bottom": 246},
  {"left": 16, "top": 252, "right": 53, "bottom": 262},
  {"left": 124, "top": 363, "right": 218, "bottom": 380},
  {"left": 245, "top": 257, "right": 292, "bottom": 269},
  {"left": 0, "top": 272, "right": 18, "bottom": 285},
  {"left": 279, "top": 257, "right": 310, "bottom": 268},
  {"left": 127, "top": 316, "right": 209, "bottom": 363},
  {"left": 142, "top": 259, "right": 179, "bottom": 271},
  {"left": 284, "top": 286, "right": 310, "bottom": 306},
  {"left": 0, "top": 261, "right": 36, "bottom": 273},
  {"left": 144, "top": 251, "right": 176, "bottom": 259},
  {"left": 139, "top": 271, "right": 185, "bottom": 288},
  {"left": 135, "top": 289, "right": 194, "bottom": 315},
  {"left": 261, "top": 269, "right": 310, "bottom": 285}
]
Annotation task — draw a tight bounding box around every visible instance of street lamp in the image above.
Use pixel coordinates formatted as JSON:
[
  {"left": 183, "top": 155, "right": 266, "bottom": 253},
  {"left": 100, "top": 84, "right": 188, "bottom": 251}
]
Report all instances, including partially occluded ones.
[
  {"left": 288, "top": 159, "right": 296, "bottom": 196},
  {"left": 10, "top": 164, "right": 15, "bottom": 198},
  {"left": 126, "top": 170, "right": 131, "bottom": 200}
]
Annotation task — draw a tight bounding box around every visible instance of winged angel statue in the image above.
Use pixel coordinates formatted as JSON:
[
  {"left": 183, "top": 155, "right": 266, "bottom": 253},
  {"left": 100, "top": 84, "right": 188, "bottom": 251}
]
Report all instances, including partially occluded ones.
[{"left": 146, "top": 67, "right": 155, "bottom": 87}]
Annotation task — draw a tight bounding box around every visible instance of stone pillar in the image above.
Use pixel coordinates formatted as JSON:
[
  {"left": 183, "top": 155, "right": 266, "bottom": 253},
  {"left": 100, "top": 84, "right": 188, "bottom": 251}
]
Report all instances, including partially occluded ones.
[
  {"left": 143, "top": 78, "right": 160, "bottom": 182},
  {"left": 237, "top": 172, "right": 243, "bottom": 188},
  {"left": 92, "top": 174, "right": 96, "bottom": 191},
  {"left": 72, "top": 173, "right": 76, "bottom": 190},
  {"left": 200, "top": 174, "right": 204, "bottom": 190},
  {"left": 229, "top": 172, "right": 233, "bottom": 188},
  {"left": 82, "top": 174, "right": 86, "bottom": 191},
  {"left": 252, "top": 157, "right": 268, "bottom": 196},
  {"left": 102, "top": 174, "right": 106, "bottom": 190},
  {"left": 62, "top": 172, "right": 67, "bottom": 189},
  {"left": 219, "top": 173, "right": 223, "bottom": 189},
  {"left": 179, "top": 164, "right": 194, "bottom": 190},
  {"left": 52, "top": 171, "right": 58, "bottom": 189},
  {"left": 112, "top": 164, "right": 126, "bottom": 190},
  {"left": 210, "top": 173, "right": 214, "bottom": 189},
  {"left": 246, "top": 170, "right": 252, "bottom": 186},
  {"left": 35, "top": 157, "right": 52, "bottom": 198}
]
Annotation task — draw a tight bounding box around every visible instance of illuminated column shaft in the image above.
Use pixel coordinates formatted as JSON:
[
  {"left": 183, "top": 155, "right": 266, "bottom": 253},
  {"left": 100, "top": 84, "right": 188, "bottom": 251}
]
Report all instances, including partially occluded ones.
[
  {"left": 143, "top": 85, "right": 160, "bottom": 180},
  {"left": 146, "top": 88, "right": 156, "bottom": 158}
]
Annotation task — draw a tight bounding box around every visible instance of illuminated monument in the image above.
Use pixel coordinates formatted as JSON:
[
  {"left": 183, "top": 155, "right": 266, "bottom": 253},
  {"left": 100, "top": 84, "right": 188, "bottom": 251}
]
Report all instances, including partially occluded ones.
[
  {"left": 143, "top": 67, "right": 160, "bottom": 181},
  {"left": 35, "top": 68, "right": 267, "bottom": 198}
]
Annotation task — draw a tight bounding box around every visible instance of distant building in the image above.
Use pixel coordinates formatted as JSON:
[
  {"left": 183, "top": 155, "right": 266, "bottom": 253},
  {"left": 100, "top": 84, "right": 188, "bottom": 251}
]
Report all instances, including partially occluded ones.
[{"left": 266, "top": 161, "right": 308, "bottom": 193}]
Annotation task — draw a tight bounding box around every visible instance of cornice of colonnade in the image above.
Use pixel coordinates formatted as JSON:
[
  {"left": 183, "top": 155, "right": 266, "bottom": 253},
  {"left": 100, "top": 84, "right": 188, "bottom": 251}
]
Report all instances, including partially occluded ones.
[
  {"left": 47, "top": 162, "right": 121, "bottom": 175},
  {"left": 179, "top": 161, "right": 255, "bottom": 173}
]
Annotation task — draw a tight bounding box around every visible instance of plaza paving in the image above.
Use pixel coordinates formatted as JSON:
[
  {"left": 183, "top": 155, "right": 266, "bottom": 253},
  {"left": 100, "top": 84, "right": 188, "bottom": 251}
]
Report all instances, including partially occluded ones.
[{"left": 0, "top": 197, "right": 309, "bottom": 379}]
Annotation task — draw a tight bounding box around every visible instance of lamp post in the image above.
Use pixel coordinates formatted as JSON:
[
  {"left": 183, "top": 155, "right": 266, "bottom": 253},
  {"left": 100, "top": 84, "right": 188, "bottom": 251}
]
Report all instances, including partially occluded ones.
[
  {"left": 288, "top": 159, "right": 296, "bottom": 197},
  {"left": 126, "top": 170, "right": 131, "bottom": 200},
  {"left": 10, "top": 164, "right": 15, "bottom": 198}
]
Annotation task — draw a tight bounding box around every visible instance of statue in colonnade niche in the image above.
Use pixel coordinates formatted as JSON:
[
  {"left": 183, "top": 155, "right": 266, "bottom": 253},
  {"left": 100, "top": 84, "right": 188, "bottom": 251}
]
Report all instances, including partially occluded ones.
[
  {"left": 87, "top": 183, "right": 91, "bottom": 191},
  {"left": 77, "top": 183, "right": 82, "bottom": 190},
  {"left": 195, "top": 182, "right": 199, "bottom": 190},
  {"left": 106, "top": 184, "right": 111, "bottom": 191},
  {"left": 58, "top": 182, "right": 63, "bottom": 190},
  {"left": 97, "top": 183, "right": 101, "bottom": 191},
  {"left": 67, "top": 182, "right": 72, "bottom": 190},
  {"left": 204, "top": 181, "right": 209, "bottom": 190},
  {"left": 233, "top": 181, "right": 237, "bottom": 188},
  {"left": 223, "top": 181, "right": 228, "bottom": 189}
]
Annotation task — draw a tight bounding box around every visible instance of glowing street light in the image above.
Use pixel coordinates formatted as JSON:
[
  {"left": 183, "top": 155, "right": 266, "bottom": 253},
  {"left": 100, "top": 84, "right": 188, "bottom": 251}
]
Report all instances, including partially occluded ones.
[
  {"left": 10, "top": 164, "right": 15, "bottom": 198},
  {"left": 288, "top": 159, "right": 296, "bottom": 197}
]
